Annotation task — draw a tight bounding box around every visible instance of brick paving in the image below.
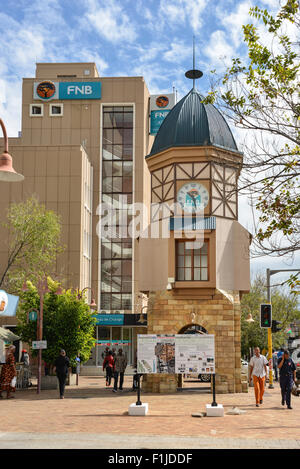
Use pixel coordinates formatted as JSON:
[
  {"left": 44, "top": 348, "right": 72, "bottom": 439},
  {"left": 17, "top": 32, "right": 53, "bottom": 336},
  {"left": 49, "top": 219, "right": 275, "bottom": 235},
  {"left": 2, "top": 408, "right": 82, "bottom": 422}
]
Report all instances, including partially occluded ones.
[{"left": 0, "top": 375, "right": 299, "bottom": 444}]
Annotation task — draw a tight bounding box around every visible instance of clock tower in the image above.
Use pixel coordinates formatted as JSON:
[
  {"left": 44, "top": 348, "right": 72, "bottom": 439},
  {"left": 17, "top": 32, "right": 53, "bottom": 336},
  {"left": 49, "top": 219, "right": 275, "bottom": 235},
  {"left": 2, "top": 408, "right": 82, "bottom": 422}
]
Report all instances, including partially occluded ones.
[{"left": 138, "top": 72, "right": 251, "bottom": 394}]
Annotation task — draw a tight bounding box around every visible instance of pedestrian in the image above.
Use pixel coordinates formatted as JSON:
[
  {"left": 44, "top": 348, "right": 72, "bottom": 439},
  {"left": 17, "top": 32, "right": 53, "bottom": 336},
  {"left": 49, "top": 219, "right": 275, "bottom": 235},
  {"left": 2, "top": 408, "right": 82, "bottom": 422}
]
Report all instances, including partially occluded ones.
[
  {"left": 111, "top": 348, "right": 116, "bottom": 359},
  {"left": 278, "top": 350, "right": 296, "bottom": 409},
  {"left": 0, "top": 345, "right": 17, "bottom": 399},
  {"left": 21, "top": 349, "right": 31, "bottom": 388},
  {"left": 277, "top": 348, "right": 284, "bottom": 361},
  {"left": 249, "top": 346, "right": 268, "bottom": 407},
  {"left": 103, "top": 350, "right": 114, "bottom": 387},
  {"left": 113, "top": 349, "right": 127, "bottom": 393},
  {"left": 53, "top": 349, "right": 70, "bottom": 399},
  {"left": 101, "top": 347, "right": 109, "bottom": 360},
  {"left": 272, "top": 349, "right": 278, "bottom": 382}
]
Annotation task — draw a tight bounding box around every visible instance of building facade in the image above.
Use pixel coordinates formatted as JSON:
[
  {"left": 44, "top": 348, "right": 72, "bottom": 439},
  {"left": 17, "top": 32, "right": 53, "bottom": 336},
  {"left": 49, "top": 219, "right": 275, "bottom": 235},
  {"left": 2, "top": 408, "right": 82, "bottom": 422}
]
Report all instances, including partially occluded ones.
[{"left": 0, "top": 63, "right": 250, "bottom": 391}]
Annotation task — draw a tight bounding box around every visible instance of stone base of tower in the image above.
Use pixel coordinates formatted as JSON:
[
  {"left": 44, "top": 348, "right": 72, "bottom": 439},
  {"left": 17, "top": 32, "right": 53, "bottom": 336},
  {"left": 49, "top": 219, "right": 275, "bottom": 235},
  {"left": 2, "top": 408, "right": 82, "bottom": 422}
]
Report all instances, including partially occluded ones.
[{"left": 142, "top": 288, "right": 244, "bottom": 394}]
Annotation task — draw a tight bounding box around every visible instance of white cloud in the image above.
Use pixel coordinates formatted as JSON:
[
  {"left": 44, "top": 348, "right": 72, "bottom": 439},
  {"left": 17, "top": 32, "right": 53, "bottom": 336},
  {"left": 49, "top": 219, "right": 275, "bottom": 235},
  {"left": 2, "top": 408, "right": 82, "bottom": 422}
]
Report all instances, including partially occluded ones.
[
  {"left": 84, "top": 0, "right": 137, "bottom": 43},
  {"left": 159, "top": 0, "right": 207, "bottom": 32}
]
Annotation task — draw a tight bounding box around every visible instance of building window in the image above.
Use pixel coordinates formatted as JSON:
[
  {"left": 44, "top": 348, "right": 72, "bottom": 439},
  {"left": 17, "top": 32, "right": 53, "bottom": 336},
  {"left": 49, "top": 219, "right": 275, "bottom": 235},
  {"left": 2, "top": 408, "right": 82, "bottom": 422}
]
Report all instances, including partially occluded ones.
[
  {"left": 176, "top": 240, "right": 209, "bottom": 281},
  {"left": 49, "top": 103, "right": 63, "bottom": 116},
  {"left": 30, "top": 104, "right": 43, "bottom": 116},
  {"left": 100, "top": 106, "right": 134, "bottom": 311}
]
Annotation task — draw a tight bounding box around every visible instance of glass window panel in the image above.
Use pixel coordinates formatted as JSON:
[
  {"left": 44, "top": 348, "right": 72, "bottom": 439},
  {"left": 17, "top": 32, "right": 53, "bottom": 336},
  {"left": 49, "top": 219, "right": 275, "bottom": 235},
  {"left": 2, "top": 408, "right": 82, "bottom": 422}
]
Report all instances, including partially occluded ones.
[
  {"left": 185, "top": 256, "right": 192, "bottom": 268},
  {"left": 113, "top": 128, "right": 123, "bottom": 145},
  {"left": 122, "top": 129, "right": 133, "bottom": 144},
  {"left": 100, "top": 281, "right": 111, "bottom": 292},
  {"left": 123, "top": 161, "right": 133, "bottom": 177},
  {"left": 123, "top": 145, "right": 133, "bottom": 160},
  {"left": 112, "top": 327, "right": 122, "bottom": 340},
  {"left": 101, "top": 243, "right": 112, "bottom": 259},
  {"left": 111, "top": 295, "right": 122, "bottom": 310},
  {"left": 177, "top": 268, "right": 184, "bottom": 280},
  {"left": 112, "top": 145, "right": 122, "bottom": 160},
  {"left": 194, "top": 256, "right": 200, "bottom": 267},
  {"left": 178, "top": 256, "right": 184, "bottom": 267},
  {"left": 122, "top": 260, "right": 132, "bottom": 276},
  {"left": 112, "top": 177, "right": 122, "bottom": 192},
  {"left": 102, "top": 177, "right": 113, "bottom": 192},
  {"left": 123, "top": 113, "right": 133, "bottom": 128},
  {"left": 100, "top": 293, "right": 111, "bottom": 309},
  {"left": 194, "top": 269, "right": 200, "bottom": 281},
  {"left": 103, "top": 161, "right": 112, "bottom": 177},
  {"left": 122, "top": 294, "right": 132, "bottom": 310},
  {"left": 185, "top": 268, "right": 192, "bottom": 280},
  {"left": 201, "top": 243, "right": 208, "bottom": 254},
  {"left": 201, "top": 256, "right": 208, "bottom": 267},
  {"left": 111, "top": 276, "right": 121, "bottom": 292},
  {"left": 103, "top": 112, "right": 114, "bottom": 128},
  {"left": 122, "top": 177, "right": 132, "bottom": 192},
  {"left": 103, "top": 128, "right": 113, "bottom": 146},
  {"left": 98, "top": 326, "right": 110, "bottom": 340},
  {"left": 112, "top": 112, "right": 124, "bottom": 128},
  {"left": 122, "top": 242, "right": 132, "bottom": 258},
  {"left": 103, "top": 145, "right": 113, "bottom": 160},
  {"left": 101, "top": 260, "right": 111, "bottom": 275},
  {"left": 123, "top": 328, "right": 130, "bottom": 340},
  {"left": 112, "top": 161, "right": 122, "bottom": 176},
  {"left": 122, "top": 278, "right": 132, "bottom": 292},
  {"left": 178, "top": 243, "right": 184, "bottom": 255},
  {"left": 201, "top": 268, "right": 208, "bottom": 280},
  {"left": 111, "top": 260, "right": 122, "bottom": 276},
  {"left": 123, "top": 107, "right": 133, "bottom": 112}
]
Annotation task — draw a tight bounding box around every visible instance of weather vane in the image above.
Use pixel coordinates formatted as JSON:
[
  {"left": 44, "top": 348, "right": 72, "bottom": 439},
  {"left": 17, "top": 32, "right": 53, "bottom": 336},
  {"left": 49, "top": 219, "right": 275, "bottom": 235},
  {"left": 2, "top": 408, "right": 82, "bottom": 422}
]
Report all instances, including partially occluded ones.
[{"left": 185, "top": 36, "right": 203, "bottom": 88}]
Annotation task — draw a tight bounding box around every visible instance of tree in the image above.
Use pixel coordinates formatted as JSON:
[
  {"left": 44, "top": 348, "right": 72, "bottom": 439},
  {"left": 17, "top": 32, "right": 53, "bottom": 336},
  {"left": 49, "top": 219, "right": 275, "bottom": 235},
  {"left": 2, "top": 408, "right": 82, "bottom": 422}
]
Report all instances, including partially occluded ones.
[
  {"left": 241, "top": 273, "right": 300, "bottom": 357},
  {"left": 16, "top": 278, "right": 96, "bottom": 368},
  {"left": 0, "top": 196, "right": 64, "bottom": 292},
  {"left": 203, "top": 1, "right": 300, "bottom": 290}
]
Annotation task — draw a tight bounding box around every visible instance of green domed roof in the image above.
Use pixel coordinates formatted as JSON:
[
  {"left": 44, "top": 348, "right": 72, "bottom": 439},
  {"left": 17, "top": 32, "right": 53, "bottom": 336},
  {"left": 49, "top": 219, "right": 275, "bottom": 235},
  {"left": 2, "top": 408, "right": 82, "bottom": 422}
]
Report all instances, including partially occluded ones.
[{"left": 148, "top": 88, "right": 239, "bottom": 157}]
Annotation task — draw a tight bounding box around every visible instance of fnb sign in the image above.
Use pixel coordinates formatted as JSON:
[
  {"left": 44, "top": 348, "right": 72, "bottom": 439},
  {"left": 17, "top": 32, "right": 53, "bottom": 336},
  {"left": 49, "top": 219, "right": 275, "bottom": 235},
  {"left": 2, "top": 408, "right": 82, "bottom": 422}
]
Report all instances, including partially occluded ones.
[{"left": 59, "top": 81, "right": 101, "bottom": 100}]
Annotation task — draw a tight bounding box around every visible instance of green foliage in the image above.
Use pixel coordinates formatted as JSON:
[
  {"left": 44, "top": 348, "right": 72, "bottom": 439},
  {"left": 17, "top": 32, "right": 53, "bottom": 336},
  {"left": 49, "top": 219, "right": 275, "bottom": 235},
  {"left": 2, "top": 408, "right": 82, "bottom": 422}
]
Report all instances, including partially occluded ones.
[
  {"left": 0, "top": 196, "right": 64, "bottom": 292},
  {"left": 241, "top": 274, "right": 300, "bottom": 356},
  {"left": 202, "top": 2, "right": 300, "bottom": 290},
  {"left": 16, "top": 278, "right": 96, "bottom": 367}
]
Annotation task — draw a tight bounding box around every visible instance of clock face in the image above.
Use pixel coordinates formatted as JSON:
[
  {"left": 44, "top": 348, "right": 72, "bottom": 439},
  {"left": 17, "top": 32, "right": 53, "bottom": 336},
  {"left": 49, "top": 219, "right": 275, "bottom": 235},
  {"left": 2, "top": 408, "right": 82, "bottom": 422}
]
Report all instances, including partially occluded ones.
[{"left": 177, "top": 182, "right": 209, "bottom": 213}]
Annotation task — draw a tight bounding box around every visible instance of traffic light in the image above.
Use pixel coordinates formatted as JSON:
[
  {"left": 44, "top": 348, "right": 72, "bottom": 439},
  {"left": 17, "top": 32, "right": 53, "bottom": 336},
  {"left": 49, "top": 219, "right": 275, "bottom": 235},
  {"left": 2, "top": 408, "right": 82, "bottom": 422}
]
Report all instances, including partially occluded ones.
[
  {"left": 271, "top": 320, "right": 282, "bottom": 333},
  {"left": 260, "top": 304, "right": 272, "bottom": 328}
]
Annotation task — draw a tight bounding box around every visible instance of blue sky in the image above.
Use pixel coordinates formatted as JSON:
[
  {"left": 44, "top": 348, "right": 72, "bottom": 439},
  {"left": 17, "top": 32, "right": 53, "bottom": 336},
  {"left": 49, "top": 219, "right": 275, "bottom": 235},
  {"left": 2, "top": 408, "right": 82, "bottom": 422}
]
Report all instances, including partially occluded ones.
[{"left": 0, "top": 0, "right": 298, "bottom": 287}]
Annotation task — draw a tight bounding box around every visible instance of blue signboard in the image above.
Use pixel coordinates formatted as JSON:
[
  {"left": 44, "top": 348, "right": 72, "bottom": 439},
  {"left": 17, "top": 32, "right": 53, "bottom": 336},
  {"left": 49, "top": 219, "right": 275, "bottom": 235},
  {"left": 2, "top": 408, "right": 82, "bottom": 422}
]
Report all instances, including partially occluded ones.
[
  {"left": 59, "top": 81, "right": 101, "bottom": 100},
  {"left": 0, "top": 290, "right": 19, "bottom": 317},
  {"left": 150, "top": 110, "right": 170, "bottom": 135},
  {"left": 93, "top": 314, "right": 124, "bottom": 326}
]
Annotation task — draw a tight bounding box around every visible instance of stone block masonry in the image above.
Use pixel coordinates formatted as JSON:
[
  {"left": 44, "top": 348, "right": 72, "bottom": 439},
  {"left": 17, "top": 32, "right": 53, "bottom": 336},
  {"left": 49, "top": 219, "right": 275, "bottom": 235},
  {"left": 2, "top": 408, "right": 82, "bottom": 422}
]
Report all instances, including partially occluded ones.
[{"left": 142, "top": 289, "right": 246, "bottom": 394}]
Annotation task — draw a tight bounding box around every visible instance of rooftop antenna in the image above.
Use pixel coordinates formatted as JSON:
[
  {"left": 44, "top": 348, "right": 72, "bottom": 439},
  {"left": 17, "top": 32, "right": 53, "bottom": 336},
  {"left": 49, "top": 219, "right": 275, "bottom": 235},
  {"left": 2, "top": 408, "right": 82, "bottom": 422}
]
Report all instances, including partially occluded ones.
[{"left": 185, "top": 36, "right": 203, "bottom": 89}]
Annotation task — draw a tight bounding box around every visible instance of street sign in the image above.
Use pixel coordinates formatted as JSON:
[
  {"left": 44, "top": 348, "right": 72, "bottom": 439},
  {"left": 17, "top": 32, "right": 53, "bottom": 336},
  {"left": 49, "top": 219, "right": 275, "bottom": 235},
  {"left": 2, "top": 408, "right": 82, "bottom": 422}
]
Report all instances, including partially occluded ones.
[{"left": 32, "top": 340, "right": 47, "bottom": 350}]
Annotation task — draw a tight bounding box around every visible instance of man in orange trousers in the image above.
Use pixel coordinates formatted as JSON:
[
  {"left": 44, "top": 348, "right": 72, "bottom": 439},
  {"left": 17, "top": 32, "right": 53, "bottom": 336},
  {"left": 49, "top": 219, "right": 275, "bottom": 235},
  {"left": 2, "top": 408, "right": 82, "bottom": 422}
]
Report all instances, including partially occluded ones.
[{"left": 249, "top": 347, "right": 268, "bottom": 407}]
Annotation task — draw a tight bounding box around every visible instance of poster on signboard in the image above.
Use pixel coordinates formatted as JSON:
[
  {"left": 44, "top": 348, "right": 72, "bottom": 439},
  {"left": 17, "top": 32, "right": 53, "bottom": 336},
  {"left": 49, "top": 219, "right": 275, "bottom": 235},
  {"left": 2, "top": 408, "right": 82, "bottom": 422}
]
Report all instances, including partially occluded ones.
[{"left": 137, "top": 334, "right": 215, "bottom": 374}]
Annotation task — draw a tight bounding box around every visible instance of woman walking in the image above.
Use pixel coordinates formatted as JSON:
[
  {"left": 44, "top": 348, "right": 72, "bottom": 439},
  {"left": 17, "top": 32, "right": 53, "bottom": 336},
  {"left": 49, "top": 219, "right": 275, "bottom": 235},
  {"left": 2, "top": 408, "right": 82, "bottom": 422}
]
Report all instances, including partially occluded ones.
[
  {"left": 103, "top": 350, "right": 115, "bottom": 387},
  {"left": 0, "top": 345, "right": 17, "bottom": 399}
]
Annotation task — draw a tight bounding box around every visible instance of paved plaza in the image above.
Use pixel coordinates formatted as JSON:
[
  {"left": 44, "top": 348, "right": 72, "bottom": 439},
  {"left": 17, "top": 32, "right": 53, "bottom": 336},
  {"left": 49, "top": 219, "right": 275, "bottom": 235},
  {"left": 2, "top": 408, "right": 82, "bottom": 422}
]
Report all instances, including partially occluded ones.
[{"left": 0, "top": 375, "right": 299, "bottom": 449}]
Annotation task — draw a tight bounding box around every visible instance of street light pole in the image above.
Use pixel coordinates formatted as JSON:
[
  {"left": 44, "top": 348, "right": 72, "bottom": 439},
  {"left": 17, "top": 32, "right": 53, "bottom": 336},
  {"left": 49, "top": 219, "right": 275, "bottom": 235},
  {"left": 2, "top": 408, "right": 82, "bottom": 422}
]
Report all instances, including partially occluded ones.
[{"left": 266, "top": 268, "right": 300, "bottom": 389}]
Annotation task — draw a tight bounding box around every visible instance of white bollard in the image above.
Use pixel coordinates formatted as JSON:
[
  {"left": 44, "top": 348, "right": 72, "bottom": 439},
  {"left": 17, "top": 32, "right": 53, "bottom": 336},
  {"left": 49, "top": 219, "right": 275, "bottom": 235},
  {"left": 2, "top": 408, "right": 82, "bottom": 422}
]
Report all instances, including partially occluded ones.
[
  {"left": 206, "top": 404, "right": 224, "bottom": 417},
  {"left": 128, "top": 403, "right": 149, "bottom": 416}
]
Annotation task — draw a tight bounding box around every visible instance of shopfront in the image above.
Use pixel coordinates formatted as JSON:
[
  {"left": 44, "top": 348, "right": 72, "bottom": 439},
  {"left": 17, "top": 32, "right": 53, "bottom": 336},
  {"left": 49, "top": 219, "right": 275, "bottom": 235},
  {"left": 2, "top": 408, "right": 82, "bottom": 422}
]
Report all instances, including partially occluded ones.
[{"left": 86, "top": 313, "right": 147, "bottom": 369}]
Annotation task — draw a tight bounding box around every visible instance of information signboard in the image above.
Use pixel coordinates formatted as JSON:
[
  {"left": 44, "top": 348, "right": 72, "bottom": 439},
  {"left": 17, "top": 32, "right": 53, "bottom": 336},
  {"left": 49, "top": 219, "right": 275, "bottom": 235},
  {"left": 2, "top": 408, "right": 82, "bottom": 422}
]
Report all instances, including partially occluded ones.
[
  {"left": 32, "top": 340, "right": 47, "bottom": 350},
  {"left": 137, "top": 334, "right": 215, "bottom": 374}
]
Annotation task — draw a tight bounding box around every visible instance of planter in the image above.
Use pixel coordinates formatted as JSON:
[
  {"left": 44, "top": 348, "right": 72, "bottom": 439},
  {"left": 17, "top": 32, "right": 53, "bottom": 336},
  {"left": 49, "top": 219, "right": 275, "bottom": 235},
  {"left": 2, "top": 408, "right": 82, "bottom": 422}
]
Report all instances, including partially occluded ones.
[
  {"left": 41, "top": 375, "right": 58, "bottom": 390},
  {"left": 66, "top": 373, "right": 77, "bottom": 386}
]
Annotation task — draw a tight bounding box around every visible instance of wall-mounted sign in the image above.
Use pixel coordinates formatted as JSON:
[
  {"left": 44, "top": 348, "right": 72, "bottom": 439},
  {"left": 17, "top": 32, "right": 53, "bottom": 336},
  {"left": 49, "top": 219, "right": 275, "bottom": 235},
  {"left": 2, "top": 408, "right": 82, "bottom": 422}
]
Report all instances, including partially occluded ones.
[
  {"left": 94, "top": 314, "right": 124, "bottom": 326},
  {"left": 0, "top": 290, "right": 19, "bottom": 317},
  {"left": 137, "top": 334, "right": 215, "bottom": 374},
  {"left": 32, "top": 340, "right": 47, "bottom": 350},
  {"left": 34, "top": 81, "right": 101, "bottom": 101},
  {"left": 34, "top": 81, "right": 59, "bottom": 101},
  {"left": 150, "top": 93, "right": 175, "bottom": 135},
  {"left": 59, "top": 81, "right": 101, "bottom": 100}
]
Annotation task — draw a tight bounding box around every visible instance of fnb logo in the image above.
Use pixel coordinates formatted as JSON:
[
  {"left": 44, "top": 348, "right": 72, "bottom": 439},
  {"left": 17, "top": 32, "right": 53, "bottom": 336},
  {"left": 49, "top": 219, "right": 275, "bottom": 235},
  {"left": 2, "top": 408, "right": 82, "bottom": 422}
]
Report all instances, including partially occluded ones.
[{"left": 67, "top": 85, "right": 93, "bottom": 95}]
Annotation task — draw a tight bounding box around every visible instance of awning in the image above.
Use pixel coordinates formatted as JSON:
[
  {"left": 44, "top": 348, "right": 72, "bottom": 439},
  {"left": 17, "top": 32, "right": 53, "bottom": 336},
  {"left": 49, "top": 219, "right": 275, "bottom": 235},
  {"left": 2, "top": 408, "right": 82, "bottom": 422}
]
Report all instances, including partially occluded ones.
[{"left": 0, "top": 327, "right": 20, "bottom": 342}]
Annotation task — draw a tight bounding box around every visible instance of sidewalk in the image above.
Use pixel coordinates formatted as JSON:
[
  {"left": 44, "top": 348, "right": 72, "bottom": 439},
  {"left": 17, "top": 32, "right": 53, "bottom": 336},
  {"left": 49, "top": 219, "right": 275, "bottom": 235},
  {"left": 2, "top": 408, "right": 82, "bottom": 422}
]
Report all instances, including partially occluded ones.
[{"left": 0, "top": 375, "right": 299, "bottom": 448}]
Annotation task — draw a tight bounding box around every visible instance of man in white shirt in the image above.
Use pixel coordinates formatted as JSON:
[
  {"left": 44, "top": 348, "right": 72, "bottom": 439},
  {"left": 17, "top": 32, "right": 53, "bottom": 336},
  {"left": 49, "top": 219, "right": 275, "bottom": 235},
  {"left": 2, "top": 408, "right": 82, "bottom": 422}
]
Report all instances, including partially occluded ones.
[{"left": 249, "top": 347, "right": 268, "bottom": 407}]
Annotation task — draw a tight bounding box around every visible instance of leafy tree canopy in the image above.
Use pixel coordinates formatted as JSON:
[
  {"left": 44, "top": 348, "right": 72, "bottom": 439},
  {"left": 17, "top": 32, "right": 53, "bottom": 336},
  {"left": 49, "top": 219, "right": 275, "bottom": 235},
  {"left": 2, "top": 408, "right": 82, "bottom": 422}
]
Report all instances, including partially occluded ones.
[{"left": 16, "top": 278, "right": 96, "bottom": 368}]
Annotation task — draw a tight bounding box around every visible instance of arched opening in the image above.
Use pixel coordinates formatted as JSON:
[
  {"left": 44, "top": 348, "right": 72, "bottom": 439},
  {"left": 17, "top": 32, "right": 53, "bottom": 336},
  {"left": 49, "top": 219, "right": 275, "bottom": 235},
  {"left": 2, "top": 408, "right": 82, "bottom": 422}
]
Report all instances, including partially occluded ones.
[{"left": 177, "top": 323, "right": 211, "bottom": 392}]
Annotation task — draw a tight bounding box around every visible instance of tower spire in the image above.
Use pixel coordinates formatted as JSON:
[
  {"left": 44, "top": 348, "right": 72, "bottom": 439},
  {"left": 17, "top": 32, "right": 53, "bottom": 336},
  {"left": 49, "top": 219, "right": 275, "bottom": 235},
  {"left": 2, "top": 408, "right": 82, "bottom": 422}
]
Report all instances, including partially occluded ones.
[{"left": 185, "top": 36, "right": 203, "bottom": 88}]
